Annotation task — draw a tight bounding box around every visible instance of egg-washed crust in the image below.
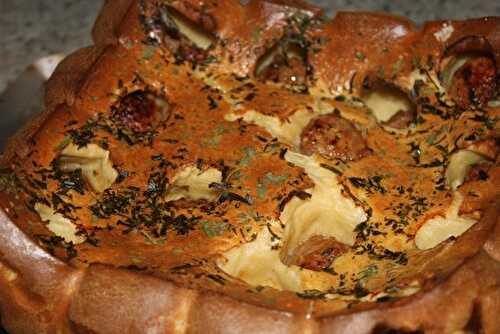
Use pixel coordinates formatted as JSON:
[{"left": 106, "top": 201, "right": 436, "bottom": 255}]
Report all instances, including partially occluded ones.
[{"left": 0, "top": 0, "right": 499, "bottom": 333}]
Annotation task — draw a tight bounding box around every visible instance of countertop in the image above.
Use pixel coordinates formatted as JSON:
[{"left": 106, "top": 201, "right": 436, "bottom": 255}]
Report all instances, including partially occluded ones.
[{"left": 1, "top": 0, "right": 499, "bottom": 93}]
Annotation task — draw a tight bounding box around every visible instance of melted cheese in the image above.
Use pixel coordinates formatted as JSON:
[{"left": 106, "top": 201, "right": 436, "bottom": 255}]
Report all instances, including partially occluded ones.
[
  {"left": 35, "top": 203, "right": 86, "bottom": 244},
  {"left": 60, "top": 143, "right": 118, "bottom": 193},
  {"left": 165, "top": 166, "right": 221, "bottom": 202},
  {"left": 170, "top": 10, "right": 214, "bottom": 50},
  {"left": 218, "top": 152, "right": 367, "bottom": 292},
  {"left": 445, "top": 149, "right": 485, "bottom": 190},
  {"left": 225, "top": 110, "right": 311, "bottom": 147},
  {"left": 225, "top": 99, "right": 332, "bottom": 147},
  {"left": 281, "top": 151, "right": 367, "bottom": 261},
  {"left": 415, "top": 192, "right": 476, "bottom": 250},
  {"left": 219, "top": 225, "right": 304, "bottom": 292},
  {"left": 363, "top": 86, "right": 413, "bottom": 123}
]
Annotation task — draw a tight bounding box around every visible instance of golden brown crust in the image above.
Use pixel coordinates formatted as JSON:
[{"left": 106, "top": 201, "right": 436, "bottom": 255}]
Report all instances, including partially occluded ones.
[
  {"left": 318, "top": 249, "right": 500, "bottom": 334},
  {"left": 92, "top": 0, "right": 136, "bottom": 46},
  {"left": 0, "top": 0, "right": 499, "bottom": 333}
]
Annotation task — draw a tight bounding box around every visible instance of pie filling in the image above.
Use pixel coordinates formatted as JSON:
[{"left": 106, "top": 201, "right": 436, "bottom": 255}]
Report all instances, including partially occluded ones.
[{"left": 0, "top": 2, "right": 498, "bottom": 309}]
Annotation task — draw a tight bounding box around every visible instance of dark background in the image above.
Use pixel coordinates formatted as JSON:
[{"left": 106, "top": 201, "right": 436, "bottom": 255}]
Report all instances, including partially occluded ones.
[
  {"left": 0, "top": 0, "right": 499, "bottom": 332},
  {"left": 1, "top": 0, "right": 499, "bottom": 92}
]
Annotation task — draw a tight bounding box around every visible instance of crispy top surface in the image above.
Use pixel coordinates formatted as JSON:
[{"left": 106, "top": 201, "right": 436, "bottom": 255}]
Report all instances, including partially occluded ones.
[{"left": 0, "top": 0, "right": 499, "bottom": 315}]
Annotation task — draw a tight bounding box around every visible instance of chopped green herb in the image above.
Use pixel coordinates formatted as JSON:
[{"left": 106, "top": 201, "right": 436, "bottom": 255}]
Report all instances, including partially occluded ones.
[
  {"left": 348, "top": 175, "right": 386, "bottom": 194},
  {"left": 296, "top": 289, "right": 327, "bottom": 300},
  {"left": 411, "top": 56, "right": 421, "bottom": 69},
  {"left": 217, "top": 191, "right": 253, "bottom": 205},
  {"left": 123, "top": 39, "right": 134, "bottom": 49},
  {"left": 263, "top": 172, "right": 288, "bottom": 185},
  {"left": 0, "top": 168, "right": 22, "bottom": 195},
  {"left": 239, "top": 147, "right": 256, "bottom": 167},
  {"left": 470, "top": 114, "right": 497, "bottom": 130},
  {"left": 320, "top": 163, "right": 343, "bottom": 175},
  {"left": 201, "top": 220, "right": 229, "bottom": 238},
  {"left": 90, "top": 189, "right": 135, "bottom": 218},
  {"left": 426, "top": 125, "right": 448, "bottom": 145},
  {"left": 170, "top": 263, "right": 194, "bottom": 271},
  {"left": 215, "top": 124, "right": 227, "bottom": 135},
  {"left": 130, "top": 256, "right": 144, "bottom": 265},
  {"left": 205, "top": 136, "right": 220, "bottom": 147},
  {"left": 391, "top": 58, "right": 404, "bottom": 78},
  {"left": 334, "top": 95, "right": 346, "bottom": 102},
  {"left": 54, "top": 136, "right": 71, "bottom": 151},
  {"left": 141, "top": 230, "right": 167, "bottom": 245},
  {"left": 255, "top": 172, "right": 289, "bottom": 200},
  {"left": 355, "top": 51, "right": 365, "bottom": 61},
  {"left": 252, "top": 26, "right": 263, "bottom": 43},
  {"left": 208, "top": 96, "right": 218, "bottom": 110},
  {"left": 377, "top": 65, "right": 385, "bottom": 78},
  {"left": 207, "top": 274, "right": 226, "bottom": 285},
  {"left": 358, "top": 264, "right": 378, "bottom": 281},
  {"left": 408, "top": 142, "right": 421, "bottom": 164},
  {"left": 37, "top": 235, "right": 78, "bottom": 260},
  {"left": 142, "top": 45, "right": 156, "bottom": 60},
  {"left": 173, "top": 248, "right": 183, "bottom": 254},
  {"left": 256, "top": 183, "right": 267, "bottom": 199}
]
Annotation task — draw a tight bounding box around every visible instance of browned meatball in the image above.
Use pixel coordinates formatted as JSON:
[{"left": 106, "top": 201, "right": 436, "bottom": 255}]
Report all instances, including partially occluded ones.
[
  {"left": 289, "top": 236, "right": 348, "bottom": 271},
  {"left": 112, "top": 91, "right": 170, "bottom": 132},
  {"left": 449, "top": 56, "right": 497, "bottom": 109},
  {"left": 300, "top": 112, "right": 370, "bottom": 161}
]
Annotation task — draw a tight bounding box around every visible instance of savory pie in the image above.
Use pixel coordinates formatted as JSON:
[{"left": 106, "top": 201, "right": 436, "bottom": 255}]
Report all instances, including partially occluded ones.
[{"left": 0, "top": 0, "right": 499, "bottom": 333}]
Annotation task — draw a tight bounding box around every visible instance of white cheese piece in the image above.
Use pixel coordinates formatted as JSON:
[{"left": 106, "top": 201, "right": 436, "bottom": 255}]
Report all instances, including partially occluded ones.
[
  {"left": 218, "top": 224, "right": 304, "bottom": 292},
  {"left": 170, "top": 10, "right": 214, "bottom": 50},
  {"left": 60, "top": 143, "right": 118, "bottom": 193},
  {"left": 415, "top": 192, "right": 476, "bottom": 250},
  {"left": 35, "top": 203, "right": 86, "bottom": 244},
  {"left": 404, "top": 69, "right": 428, "bottom": 90},
  {"left": 445, "top": 150, "right": 486, "bottom": 190},
  {"left": 363, "top": 85, "right": 413, "bottom": 123},
  {"left": 281, "top": 151, "right": 367, "bottom": 260},
  {"left": 225, "top": 109, "right": 312, "bottom": 147},
  {"left": 165, "top": 166, "right": 222, "bottom": 202},
  {"left": 433, "top": 23, "right": 454, "bottom": 43}
]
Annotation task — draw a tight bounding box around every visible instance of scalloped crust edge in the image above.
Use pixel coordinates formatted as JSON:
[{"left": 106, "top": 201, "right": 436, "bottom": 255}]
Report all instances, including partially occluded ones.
[{"left": 0, "top": 0, "right": 499, "bottom": 333}]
